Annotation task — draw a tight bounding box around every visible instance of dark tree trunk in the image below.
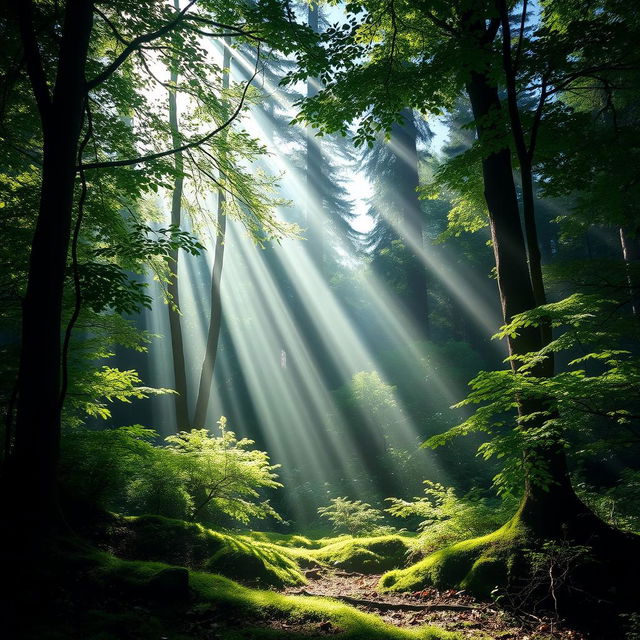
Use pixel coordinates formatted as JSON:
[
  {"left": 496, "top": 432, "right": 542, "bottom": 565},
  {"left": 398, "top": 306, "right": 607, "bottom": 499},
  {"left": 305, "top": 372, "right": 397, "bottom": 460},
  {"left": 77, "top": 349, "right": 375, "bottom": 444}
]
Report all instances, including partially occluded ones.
[
  {"left": 167, "top": 61, "right": 190, "bottom": 430},
  {"left": 192, "top": 41, "right": 231, "bottom": 429},
  {"left": 8, "top": 0, "right": 94, "bottom": 527},
  {"left": 465, "top": 67, "right": 582, "bottom": 531},
  {"left": 496, "top": 0, "right": 552, "bottom": 375}
]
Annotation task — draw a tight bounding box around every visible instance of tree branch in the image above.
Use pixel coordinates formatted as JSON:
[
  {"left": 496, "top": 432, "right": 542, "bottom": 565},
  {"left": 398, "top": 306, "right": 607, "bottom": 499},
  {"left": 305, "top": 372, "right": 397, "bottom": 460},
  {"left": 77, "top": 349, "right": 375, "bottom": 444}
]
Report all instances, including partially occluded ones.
[
  {"left": 86, "top": 0, "right": 198, "bottom": 90},
  {"left": 15, "top": 0, "right": 52, "bottom": 119},
  {"left": 81, "top": 44, "right": 261, "bottom": 171}
]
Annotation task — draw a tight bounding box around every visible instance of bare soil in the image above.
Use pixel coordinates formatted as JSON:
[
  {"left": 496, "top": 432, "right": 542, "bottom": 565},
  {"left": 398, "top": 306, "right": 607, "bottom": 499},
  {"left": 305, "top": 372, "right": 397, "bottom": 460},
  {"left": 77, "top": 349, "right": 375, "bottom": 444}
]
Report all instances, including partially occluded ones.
[{"left": 276, "top": 569, "right": 587, "bottom": 639}]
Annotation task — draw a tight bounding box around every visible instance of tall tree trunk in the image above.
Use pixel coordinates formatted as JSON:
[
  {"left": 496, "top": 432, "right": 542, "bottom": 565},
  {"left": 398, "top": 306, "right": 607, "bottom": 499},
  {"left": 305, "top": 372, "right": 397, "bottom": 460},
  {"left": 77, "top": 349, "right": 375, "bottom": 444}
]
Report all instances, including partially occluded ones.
[
  {"left": 305, "top": 0, "right": 324, "bottom": 270},
  {"left": 465, "top": 66, "right": 582, "bottom": 534},
  {"left": 619, "top": 226, "right": 640, "bottom": 315},
  {"left": 496, "top": 0, "right": 553, "bottom": 376},
  {"left": 391, "top": 110, "right": 430, "bottom": 336},
  {"left": 8, "top": 0, "right": 94, "bottom": 526},
  {"left": 192, "top": 41, "right": 231, "bottom": 429},
  {"left": 167, "top": 26, "right": 190, "bottom": 431}
]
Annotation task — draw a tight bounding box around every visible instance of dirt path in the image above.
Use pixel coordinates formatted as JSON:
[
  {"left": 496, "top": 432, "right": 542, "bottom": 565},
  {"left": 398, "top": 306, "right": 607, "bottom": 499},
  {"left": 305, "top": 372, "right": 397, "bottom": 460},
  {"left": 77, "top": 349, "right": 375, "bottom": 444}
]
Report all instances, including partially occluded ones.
[{"left": 281, "top": 569, "right": 586, "bottom": 639}]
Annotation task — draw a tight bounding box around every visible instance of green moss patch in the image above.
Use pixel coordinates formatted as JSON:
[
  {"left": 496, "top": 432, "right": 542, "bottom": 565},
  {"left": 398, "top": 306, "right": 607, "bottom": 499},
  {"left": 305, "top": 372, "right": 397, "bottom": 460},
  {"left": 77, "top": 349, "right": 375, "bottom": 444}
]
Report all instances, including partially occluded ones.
[
  {"left": 93, "top": 514, "right": 305, "bottom": 587},
  {"left": 311, "top": 535, "right": 413, "bottom": 573},
  {"left": 379, "top": 518, "right": 526, "bottom": 597}
]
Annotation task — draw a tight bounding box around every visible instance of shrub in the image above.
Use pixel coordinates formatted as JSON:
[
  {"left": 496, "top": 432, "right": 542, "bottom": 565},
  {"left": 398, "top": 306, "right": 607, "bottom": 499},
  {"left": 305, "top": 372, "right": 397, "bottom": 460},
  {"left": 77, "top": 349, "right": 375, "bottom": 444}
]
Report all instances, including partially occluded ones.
[
  {"left": 318, "top": 497, "right": 385, "bottom": 536},
  {"left": 385, "top": 481, "right": 516, "bottom": 553}
]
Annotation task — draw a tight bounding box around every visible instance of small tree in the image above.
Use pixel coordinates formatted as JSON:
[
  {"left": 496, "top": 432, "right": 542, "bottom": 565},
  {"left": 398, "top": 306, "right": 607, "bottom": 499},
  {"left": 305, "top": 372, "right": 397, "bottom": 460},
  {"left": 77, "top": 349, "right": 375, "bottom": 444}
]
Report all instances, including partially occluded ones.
[
  {"left": 162, "top": 417, "right": 282, "bottom": 525},
  {"left": 318, "top": 497, "right": 384, "bottom": 536}
]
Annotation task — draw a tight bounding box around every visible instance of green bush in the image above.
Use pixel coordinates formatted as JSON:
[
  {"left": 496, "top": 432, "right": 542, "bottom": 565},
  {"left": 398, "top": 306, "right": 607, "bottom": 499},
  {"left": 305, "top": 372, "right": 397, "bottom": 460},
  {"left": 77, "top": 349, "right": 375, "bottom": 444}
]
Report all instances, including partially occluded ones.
[
  {"left": 318, "top": 497, "right": 385, "bottom": 536},
  {"left": 385, "top": 481, "right": 516, "bottom": 553},
  {"left": 60, "top": 417, "right": 282, "bottom": 526}
]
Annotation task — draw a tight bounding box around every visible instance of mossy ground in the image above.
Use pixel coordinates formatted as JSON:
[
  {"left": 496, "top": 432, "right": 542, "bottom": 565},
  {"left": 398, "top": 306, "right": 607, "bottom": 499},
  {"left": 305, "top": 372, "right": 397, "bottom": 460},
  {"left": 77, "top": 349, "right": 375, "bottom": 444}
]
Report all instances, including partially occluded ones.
[
  {"left": 311, "top": 535, "right": 415, "bottom": 573},
  {"left": 14, "top": 542, "right": 464, "bottom": 640},
  {"left": 92, "top": 513, "right": 307, "bottom": 586},
  {"left": 380, "top": 517, "right": 526, "bottom": 597}
]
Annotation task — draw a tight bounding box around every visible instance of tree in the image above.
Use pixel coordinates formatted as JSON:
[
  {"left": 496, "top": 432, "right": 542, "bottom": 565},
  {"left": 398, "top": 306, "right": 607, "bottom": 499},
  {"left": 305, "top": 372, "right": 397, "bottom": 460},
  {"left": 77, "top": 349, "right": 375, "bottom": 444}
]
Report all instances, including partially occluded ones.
[
  {"left": 2, "top": 0, "right": 314, "bottom": 532},
  {"left": 288, "top": 0, "right": 640, "bottom": 607},
  {"left": 363, "top": 109, "right": 431, "bottom": 335}
]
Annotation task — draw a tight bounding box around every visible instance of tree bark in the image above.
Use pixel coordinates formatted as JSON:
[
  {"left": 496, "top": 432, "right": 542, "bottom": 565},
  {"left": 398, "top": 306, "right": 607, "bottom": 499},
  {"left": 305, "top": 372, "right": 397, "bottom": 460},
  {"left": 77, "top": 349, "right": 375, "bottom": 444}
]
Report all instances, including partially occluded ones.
[
  {"left": 465, "top": 65, "right": 580, "bottom": 531},
  {"left": 496, "top": 0, "right": 553, "bottom": 376},
  {"left": 8, "top": 0, "right": 94, "bottom": 526},
  {"left": 619, "top": 226, "right": 640, "bottom": 316},
  {"left": 167, "top": 35, "right": 191, "bottom": 431},
  {"left": 391, "top": 110, "right": 430, "bottom": 336},
  {"left": 305, "top": 1, "right": 325, "bottom": 271},
  {"left": 192, "top": 41, "right": 231, "bottom": 429}
]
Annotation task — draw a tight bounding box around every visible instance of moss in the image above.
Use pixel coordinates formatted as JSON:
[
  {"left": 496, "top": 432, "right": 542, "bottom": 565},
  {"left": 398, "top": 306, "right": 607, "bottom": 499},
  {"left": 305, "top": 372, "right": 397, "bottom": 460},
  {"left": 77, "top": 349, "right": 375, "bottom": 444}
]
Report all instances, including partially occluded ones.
[
  {"left": 311, "top": 535, "right": 413, "bottom": 573},
  {"left": 241, "top": 530, "right": 320, "bottom": 549},
  {"left": 206, "top": 535, "right": 305, "bottom": 586},
  {"left": 29, "top": 545, "right": 464, "bottom": 640},
  {"left": 379, "top": 517, "right": 526, "bottom": 597},
  {"left": 93, "top": 514, "right": 305, "bottom": 587}
]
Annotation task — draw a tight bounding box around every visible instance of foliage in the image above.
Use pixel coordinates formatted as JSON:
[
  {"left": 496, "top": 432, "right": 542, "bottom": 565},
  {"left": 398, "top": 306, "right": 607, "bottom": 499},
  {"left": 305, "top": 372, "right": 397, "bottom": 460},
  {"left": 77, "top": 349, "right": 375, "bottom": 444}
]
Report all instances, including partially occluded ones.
[
  {"left": 159, "top": 418, "right": 283, "bottom": 525},
  {"left": 60, "top": 424, "right": 158, "bottom": 508},
  {"left": 318, "top": 497, "right": 385, "bottom": 536},
  {"left": 426, "top": 293, "right": 640, "bottom": 496},
  {"left": 60, "top": 417, "right": 282, "bottom": 526},
  {"left": 577, "top": 469, "right": 640, "bottom": 534},
  {"left": 386, "top": 481, "right": 517, "bottom": 554}
]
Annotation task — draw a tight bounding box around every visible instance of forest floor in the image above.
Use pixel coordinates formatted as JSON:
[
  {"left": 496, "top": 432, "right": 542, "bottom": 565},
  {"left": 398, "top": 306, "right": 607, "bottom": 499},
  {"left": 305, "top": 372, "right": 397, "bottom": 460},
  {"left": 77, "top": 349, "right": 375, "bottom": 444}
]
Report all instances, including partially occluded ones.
[{"left": 273, "top": 569, "right": 586, "bottom": 640}]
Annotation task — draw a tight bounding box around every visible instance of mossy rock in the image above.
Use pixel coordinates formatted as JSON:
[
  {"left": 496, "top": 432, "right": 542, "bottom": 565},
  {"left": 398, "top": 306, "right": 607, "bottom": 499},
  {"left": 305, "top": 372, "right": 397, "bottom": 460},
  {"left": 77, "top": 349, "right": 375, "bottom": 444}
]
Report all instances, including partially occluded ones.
[
  {"left": 312, "top": 536, "right": 413, "bottom": 573},
  {"left": 380, "top": 519, "right": 525, "bottom": 597}
]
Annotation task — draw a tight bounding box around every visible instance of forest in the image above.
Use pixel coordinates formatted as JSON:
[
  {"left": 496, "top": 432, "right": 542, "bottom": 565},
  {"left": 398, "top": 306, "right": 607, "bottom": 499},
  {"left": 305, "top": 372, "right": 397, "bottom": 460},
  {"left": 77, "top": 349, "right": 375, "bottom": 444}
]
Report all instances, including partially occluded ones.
[{"left": 1, "top": 0, "right": 639, "bottom": 638}]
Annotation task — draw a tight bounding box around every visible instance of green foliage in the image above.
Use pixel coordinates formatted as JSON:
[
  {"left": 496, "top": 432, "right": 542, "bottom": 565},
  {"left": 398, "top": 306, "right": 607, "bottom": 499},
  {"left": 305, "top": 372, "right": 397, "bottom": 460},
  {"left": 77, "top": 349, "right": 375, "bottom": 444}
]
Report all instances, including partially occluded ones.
[
  {"left": 318, "top": 497, "right": 385, "bottom": 536},
  {"left": 386, "top": 482, "right": 517, "bottom": 554},
  {"left": 577, "top": 469, "right": 640, "bottom": 534},
  {"left": 60, "top": 425, "right": 157, "bottom": 507},
  {"left": 425, "top": 292, "right": 640, "bottom": 496},
  {"left": 160, "top": 418, "right": 282, "bottom": 525},
  {"left": 60, "top": 417, "right": 282, "bottom": 527}
]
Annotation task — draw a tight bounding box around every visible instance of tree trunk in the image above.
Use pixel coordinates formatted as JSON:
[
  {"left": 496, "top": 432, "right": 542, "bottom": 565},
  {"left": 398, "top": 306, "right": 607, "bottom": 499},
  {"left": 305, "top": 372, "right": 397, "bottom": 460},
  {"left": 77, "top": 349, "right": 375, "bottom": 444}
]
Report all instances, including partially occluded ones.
[
  {"left": 192, "top": 41, "right": 231, "bottom": 429},
  {"left": 8, "top": 0, "right": 94, "bottom": 527},
  {"left": 167, "top": 51, "right": 190, "bottom": 430},
  {"left": 465, "top": 67, "right": 582, "bottom": 531},
  {"left": 391, "top": 110, "right": 430, "bottom": 336},
  {"left": 305, "top": 1, "right": 324, "bottom": 270},
  {"left": 619, "top": 226, "right": 640, "bottom": 315},
  {"left": 496, "top": 0, "right": 552, "bottom": 375}
]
